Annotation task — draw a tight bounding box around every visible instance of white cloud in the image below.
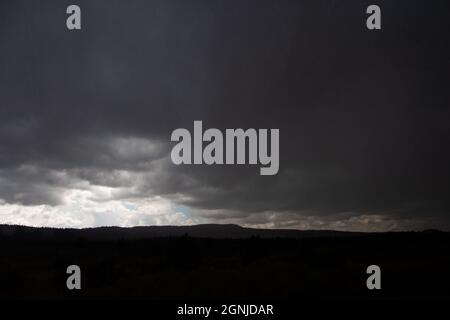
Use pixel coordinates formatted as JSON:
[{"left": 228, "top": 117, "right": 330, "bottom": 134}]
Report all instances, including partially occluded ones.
[{"left": 0, "top": 184, "right": 199, "bottom": 228}]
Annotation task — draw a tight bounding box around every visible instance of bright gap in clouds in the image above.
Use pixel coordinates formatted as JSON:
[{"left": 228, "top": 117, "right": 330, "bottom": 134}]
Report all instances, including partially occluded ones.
[
  {"left": 0, "top": 136, "right": 201, "bottom": 228},
  {"left": 0, "top": 186, "right": 199, "bottom": 228}
]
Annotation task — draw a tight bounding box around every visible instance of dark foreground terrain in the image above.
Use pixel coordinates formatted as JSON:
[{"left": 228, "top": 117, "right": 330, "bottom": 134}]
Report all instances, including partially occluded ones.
[{"left": 0, "top": 224, "right": 449, "bottom": 300}]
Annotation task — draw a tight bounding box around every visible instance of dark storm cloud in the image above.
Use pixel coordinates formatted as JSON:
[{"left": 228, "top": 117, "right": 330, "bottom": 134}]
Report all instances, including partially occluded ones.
[{"left": 1, "top": 0, "right": 450, "bottom": 229}]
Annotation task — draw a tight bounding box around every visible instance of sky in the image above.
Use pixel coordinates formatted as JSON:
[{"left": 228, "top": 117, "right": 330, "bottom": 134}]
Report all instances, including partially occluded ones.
[{"left": 0, "top": 0, "right": 449, "bottom": 231}]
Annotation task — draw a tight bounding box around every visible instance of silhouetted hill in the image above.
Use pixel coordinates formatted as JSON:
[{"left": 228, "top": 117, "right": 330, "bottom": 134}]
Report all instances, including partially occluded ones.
[
  {"left": 1, "top": 224, "right": 449, "bottom": 300},
  {"left": 0, "top": 223, "right": 368, "bottom": 240}
]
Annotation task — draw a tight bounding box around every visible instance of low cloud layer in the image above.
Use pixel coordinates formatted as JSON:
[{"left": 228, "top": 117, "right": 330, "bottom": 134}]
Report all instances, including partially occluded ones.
[{"left": 0, "top": 0, "right": 449, "bottom": 230}]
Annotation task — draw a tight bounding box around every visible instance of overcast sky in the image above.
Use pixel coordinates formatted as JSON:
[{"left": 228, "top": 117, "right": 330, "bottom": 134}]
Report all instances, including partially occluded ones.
[{"left": 0, "top": 0, "right": 449, "bottom": 231}]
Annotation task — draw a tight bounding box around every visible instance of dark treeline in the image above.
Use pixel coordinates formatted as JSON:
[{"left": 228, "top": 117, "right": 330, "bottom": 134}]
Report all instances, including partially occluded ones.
[{"left": 0, "top": 226, "right": 449, "bottom": 300}]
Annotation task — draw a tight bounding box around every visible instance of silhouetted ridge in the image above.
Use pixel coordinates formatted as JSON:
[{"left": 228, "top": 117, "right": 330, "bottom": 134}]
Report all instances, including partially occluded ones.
[{"left": 0, "top": 223, "right": 366, "bottom": 240}]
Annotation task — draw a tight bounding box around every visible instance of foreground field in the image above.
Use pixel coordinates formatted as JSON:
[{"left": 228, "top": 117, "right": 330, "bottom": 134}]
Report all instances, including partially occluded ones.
[{"left": 0, "top": 225, "right": 449, "bottom": 300}]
